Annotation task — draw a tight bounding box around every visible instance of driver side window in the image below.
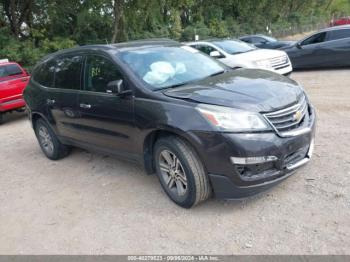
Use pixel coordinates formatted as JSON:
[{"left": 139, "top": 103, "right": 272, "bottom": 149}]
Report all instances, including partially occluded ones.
[
  {"left": 84, "top": 55, "right": 122, "bottom": 93},
  {"left": 252, "top": 37, "right": 266, "bottom": 44},
  {"left": 195, "top": 45, "right": 224, "bottom": 58},
  {"left": 301, "top": 32, "right": 327, "bottom": 46}
]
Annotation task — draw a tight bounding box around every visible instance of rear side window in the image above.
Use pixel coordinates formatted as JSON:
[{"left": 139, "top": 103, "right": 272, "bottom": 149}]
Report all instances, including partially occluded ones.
[
  {"left": 54, "top": 55, "right": 83, "bottom": 90},
  {"left": 0, "top": 64, "right": 23, "bottom": 78},
  {"left": 251, "top": 37, "right": 265, "bottom": 44},
  {"left": 329, "top": 29, "right": 350, "bottom": 41},
  {"left": 34, "top": 61, "right": 55, "bottom": 87},
  {"left": 241, "top": 37, "right": 252, "bottom": 43}
]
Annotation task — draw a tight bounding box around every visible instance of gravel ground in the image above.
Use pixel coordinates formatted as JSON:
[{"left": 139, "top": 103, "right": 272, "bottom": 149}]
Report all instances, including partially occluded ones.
[{"left": 0, "top": 69, "right": 349, "bottom": 255}]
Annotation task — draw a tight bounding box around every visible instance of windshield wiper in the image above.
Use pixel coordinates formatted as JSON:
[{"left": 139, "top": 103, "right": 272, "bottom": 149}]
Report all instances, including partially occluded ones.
[
  {"left": 209, "top": 70, "right": 225, "bottom": 77},
  {"left": 154, "top": 82, "right": 189, "bottom": 91},
  {"left": 155, "top": 70, "right": 226, "bottom": 91}
]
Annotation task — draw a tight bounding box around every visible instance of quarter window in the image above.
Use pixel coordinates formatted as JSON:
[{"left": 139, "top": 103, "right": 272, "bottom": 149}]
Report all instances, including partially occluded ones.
[
  {"left": 54, "top": 55, "right": 83, "bottom": 90},
  {"left": 34, "top": 61, "right": 55, "bottom": 87},
  {"left": 84, "top": 55, "right": 122, "bottom": 93}
]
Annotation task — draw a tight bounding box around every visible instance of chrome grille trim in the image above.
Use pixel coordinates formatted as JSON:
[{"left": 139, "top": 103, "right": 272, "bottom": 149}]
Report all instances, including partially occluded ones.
[
  {"left": 264, "top": 95, "right": 308, "bottom": 134},
  {"left": 268, "top": 55, "right": 289, "bottom": 68}
]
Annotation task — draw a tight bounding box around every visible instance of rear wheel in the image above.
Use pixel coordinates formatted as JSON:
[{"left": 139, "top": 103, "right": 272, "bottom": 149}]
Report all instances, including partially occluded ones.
[
  {"left": 154, "top": 136, "right": 211, "bottom": 208},
  {"left": 34, "top": 118, "right": 70, "bottom": 160}
]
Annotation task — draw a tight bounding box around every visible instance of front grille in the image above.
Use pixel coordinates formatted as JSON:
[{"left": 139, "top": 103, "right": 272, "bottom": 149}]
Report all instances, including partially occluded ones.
[
  {"left": 264, "top": 95, "right": 308, "bottom": 132},
  {"left": 268, "top": 55, "right": 289, "bottom": 69},
  {"left": 236, "top": 162, "right": 279, "bottom": 182}
]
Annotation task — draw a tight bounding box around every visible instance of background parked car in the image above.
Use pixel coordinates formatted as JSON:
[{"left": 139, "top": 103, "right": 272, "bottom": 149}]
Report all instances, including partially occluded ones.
[
  {"left": 280, "top": 25, "right": 350, "bottom": 69},
  {"left": 239, "top": 34, "right": 295, "bottom": 49},
  {"left": 186, "top": 39, "right": 293, "bottom": 76},
  {"left": 0, "top": 59, "right": 30, "bottom": 124},
  {"left": 330, "top": 16, "right": 350, "bottom": 26}
]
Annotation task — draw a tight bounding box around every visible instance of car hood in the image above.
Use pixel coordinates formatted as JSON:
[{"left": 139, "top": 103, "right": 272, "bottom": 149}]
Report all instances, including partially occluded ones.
[
  {"left": 278, "top": 41, "right": 297, "bottom": 50},
  {"left": 273, "top": 41, "right": 296, "bottom": 48},
  {"left": 163, "top": 69, "right": 304, "bottom": 112}
]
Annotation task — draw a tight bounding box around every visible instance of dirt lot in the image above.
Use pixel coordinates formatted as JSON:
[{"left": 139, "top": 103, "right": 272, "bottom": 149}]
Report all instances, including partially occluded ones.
[{"left": 0, "top": 69, "right": 349, "bottom": 255}]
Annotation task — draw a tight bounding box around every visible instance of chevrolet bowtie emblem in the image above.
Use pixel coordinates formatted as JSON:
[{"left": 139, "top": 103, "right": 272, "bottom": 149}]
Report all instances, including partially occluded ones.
[{"left": 293, "top": 110, "right": 303, "bottom": 122}]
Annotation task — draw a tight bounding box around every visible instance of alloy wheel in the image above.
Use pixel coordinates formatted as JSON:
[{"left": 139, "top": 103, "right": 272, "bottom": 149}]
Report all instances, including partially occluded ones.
[
  {"left": 38, "top": 126, "right": 54, "bottom": 155},
  {"left": 159, "top": 150, "right": 188, "bottom": 197}
]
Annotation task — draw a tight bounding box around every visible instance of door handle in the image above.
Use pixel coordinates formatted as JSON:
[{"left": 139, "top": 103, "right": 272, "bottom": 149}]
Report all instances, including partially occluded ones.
[
  {"left": 47, "top": 99, "right": 56, "bottom": 105},
  {"left": 80, "top": 103, "right": 92, "bottom": 109}
]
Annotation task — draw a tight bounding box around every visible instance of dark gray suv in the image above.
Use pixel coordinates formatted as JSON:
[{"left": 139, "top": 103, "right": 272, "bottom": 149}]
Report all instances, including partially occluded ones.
[{"left": 24, "top": 39, "right": 316, "bottom": 208}]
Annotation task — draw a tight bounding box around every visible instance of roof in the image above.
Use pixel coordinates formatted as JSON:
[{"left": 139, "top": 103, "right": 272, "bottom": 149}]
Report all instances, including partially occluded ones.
[
  {"left": 319, "top": 24, "right": 350, "bottom": 32},
  {"left": 185, "top": 38, "right": 239, "bottom": 45},
  {"left": 112, "top": 38, "right": 179, "bottom": 49},
  {"left": 239, "top": 34, "right": 269, "bottom": 39},
  {"left": 38, "top": 38, "right": 180, "bottom": 64}
]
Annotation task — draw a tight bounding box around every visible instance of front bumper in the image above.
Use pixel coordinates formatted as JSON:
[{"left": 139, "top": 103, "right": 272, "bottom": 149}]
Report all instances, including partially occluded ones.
[
  {"left": 192, "top": 106, "right": 316, "bottom": 199},
  {"left": 209, "top": 136, "right": 314, "bottom": 199}
]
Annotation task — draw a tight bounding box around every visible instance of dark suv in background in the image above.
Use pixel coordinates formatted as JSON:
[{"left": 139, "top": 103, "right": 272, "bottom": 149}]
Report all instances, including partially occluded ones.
[
  {"left": 280, "top": 25, "right": 350, "bottom": 69},
  {"left": 24, "top": 39, "right": 316, "bottom": 208}
]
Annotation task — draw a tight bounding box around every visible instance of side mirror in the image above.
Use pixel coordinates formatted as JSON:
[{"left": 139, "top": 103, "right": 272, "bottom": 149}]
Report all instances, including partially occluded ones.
[
  {"left": 107, "top": 80, "right": 132, "bottom": 96},
  {"left": 209, "top": 51, "right": 222, "bottom": 58},
  {"left": 296, "top": 42, "right": 302, "bottom": 49}
]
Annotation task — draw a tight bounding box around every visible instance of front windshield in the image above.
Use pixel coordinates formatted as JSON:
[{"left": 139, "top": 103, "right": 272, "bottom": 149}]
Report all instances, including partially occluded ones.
[
  {"left": 118, "top": 46, "right": 225, "bottom": 90},
  {"left": 213, "top": 40, "right": 256, "bottom": 55}
]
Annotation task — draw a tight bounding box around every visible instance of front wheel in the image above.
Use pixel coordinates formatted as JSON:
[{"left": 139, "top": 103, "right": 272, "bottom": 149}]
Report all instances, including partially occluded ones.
[
  {"left": 154, "top": 136, "right": 211, "bottom": 208},
  {"left": 34, "top": 118, "right": 70, "bottom": 160}
]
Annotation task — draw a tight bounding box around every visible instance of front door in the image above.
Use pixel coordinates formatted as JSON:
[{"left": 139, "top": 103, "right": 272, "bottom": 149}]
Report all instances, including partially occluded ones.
[
  {"left": 76, "top": 55, "right": 136, "bottom": 159},
  {"left": 292, "top": 32, "right": 328, "bottom": 68}
]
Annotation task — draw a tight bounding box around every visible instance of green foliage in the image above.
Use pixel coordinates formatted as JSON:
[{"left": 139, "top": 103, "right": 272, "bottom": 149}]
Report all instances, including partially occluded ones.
[
  {"left": 1, "top": 0, "right": 350, "bottom": 67},
  {"left": 0, "top": 27, "right": 76, "bottom": 69}
]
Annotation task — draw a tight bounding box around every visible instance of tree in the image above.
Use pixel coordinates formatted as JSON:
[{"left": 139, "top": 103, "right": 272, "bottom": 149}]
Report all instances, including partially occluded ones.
[
  {"left": 111, "top": 0, "right": 125, "bottom": 43},
  {"left": 1, "top": 0, "right": 34, "bottom": 38}
]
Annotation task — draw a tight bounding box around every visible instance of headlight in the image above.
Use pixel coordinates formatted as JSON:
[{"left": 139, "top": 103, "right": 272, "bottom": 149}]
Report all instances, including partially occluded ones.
[
  {"left": 254, "top": 59, "right": 272, "bottom": 68},
  {"left": 196, "top": 104, "right": 271, "bottom": 132}
]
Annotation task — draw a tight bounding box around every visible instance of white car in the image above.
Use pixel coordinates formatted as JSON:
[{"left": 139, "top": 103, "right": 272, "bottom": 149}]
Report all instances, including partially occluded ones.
[{"left": 186, "top": 39, "right": 293, "bottom": 76}]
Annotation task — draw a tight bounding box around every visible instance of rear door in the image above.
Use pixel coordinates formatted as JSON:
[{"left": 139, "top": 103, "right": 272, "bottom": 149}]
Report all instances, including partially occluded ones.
[
  {"left": 0, "top": 63, "right": 29, "bottom": 109},
  {"left": 75, "top": 54, "right": 136, "bottom": 158},
  {"left": 325, "top": 29, "right": 350, "bottom": 67},
  {"left": 44, "top": 54, "right": 83, "bottom": 140}
]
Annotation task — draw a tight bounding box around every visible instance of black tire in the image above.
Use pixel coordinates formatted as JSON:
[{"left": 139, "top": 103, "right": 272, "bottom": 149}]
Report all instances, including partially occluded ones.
[
  {"left": 154, "top": 136, "right": 211, "bottom": 208},
  {"left": 34, "top": 118, "right": 70, "bottom": 160},
  {"left": 0, "top": 113, "right": 3, "bottom": 125}
]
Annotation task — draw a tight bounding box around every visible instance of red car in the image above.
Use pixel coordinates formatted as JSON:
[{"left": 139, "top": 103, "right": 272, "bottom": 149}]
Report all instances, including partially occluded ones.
[
  {"left": 0, "top": 59, "right": 30, "bottom": 124},
  {"left": 330, "top": 17, "right": 350, "bottom": 27}
]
